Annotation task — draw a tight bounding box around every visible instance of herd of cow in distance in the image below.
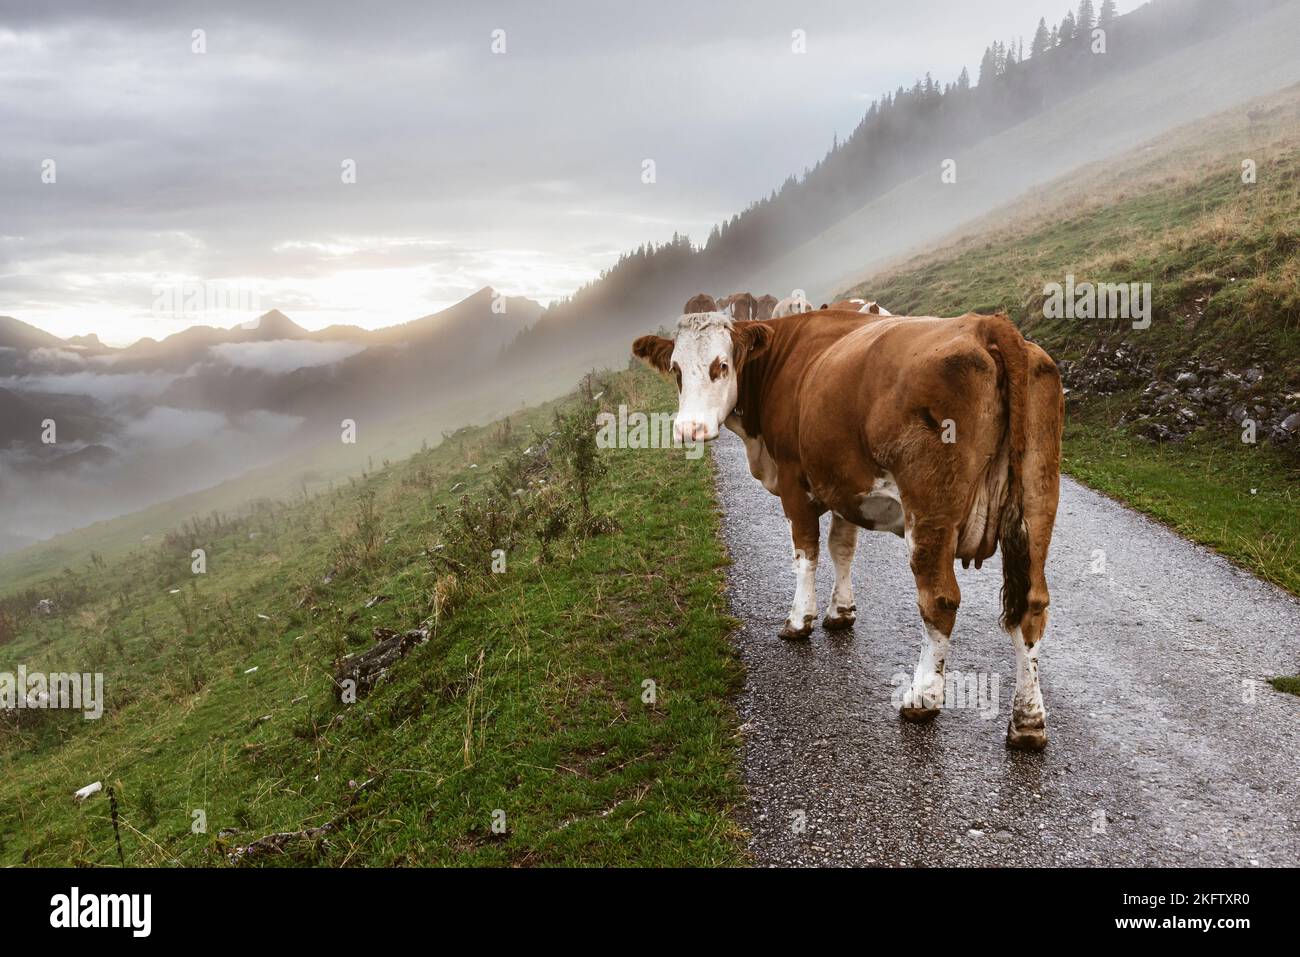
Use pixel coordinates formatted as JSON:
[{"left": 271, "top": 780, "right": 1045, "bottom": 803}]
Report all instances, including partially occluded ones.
[{"left": 633, "top": 291, "right": 1065, "bottom": 749}]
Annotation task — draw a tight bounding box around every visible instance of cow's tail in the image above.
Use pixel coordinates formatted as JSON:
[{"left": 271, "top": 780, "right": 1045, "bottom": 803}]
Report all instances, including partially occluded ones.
[{"left": 983, "top": 313, "right": 1031, "bottom": 631}]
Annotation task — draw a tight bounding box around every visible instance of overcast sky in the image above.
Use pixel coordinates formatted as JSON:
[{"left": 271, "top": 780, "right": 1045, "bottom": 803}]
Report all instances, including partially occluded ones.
[{"left": 1, "top": 0, "right": 1139, "bottom": 345}]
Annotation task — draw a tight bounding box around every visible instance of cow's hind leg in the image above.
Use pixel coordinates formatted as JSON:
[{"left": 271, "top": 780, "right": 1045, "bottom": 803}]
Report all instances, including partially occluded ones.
[
  {"left": 1004, "top": 529, "right": 1052, "bottom": 750},
  {"left": 1004, "top": 343, "right": 1062, "bottom": 751},
  {"left": 900, "top": 521, "right": 960, "bottom": 722},
  {"left": 823, "top": 514, "right": 858, "bottom": 630},
  {"left": 778, "top": 490, "right": 821, "bottom": 640}
]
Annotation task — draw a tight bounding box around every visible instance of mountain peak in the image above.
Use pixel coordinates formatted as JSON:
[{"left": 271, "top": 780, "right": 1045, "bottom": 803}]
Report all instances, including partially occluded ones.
[{"left": 239, "top": 309, "right": 308, "bottom": 339}]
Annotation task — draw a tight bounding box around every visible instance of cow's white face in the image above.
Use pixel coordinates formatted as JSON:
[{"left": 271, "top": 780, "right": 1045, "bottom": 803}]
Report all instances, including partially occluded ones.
[
  {"left": 669, "top": 318, "right": 737, "bottom": 442},
  {"left": 632, "top": 313, "right": 771, "bottom": 444}
]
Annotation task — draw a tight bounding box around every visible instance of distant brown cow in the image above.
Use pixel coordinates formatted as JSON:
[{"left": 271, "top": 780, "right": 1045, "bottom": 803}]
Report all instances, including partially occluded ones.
[
  {"left": 684, "top": 293, "right": 718, "bottom": 313},
  {"left": 633, "top": 307, "right": 1063, "bottom": 750},
  {"left": 716, "top": 292, "right": 758, "bottom": 322},
  {"left": 755, "top": 294, "right": 779, "bottom": 321}
]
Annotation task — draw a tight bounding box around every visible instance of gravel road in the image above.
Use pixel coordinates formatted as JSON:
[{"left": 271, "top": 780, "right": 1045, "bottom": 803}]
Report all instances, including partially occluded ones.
[{"left": 712, "top": 429, "right": 1300, "bottom": 867}]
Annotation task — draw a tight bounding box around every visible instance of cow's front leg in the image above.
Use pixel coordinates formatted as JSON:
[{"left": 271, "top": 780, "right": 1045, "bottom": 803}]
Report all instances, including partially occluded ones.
[
  {"left": 823, "top": 514, "right": 858, "bottom": 630},
  {"left": 778, "top": 493, "right": 821, "bottom": 640}
]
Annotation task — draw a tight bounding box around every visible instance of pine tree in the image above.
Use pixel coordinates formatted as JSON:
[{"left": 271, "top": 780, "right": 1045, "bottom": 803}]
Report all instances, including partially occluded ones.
[
  {"left": 978, "top": 45, "right": 997, "bottom": 86},
  {"left": 1031, "top": 18, "right": 1051, "bottom": 58},
  {"left": 957, "top": 66, "right": 971, "bottom": 91},
  {"left": 1077, "top": 1, "right": 1097, "bottom": 31},
  {"left": 1050, "top": 25, "right": 1059, "bottom": 46},
  {"left": 1098, "top": 0, "right": 1118, "bottom": 25},
  {"left": 1061, "top": 11, "right": 1077, "bottom": 41}
]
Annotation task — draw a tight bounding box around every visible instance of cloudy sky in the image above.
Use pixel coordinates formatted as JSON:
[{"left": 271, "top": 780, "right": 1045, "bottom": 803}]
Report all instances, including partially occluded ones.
[{"left": 1, "top": 0, "right": 1138, "bottom": 345}]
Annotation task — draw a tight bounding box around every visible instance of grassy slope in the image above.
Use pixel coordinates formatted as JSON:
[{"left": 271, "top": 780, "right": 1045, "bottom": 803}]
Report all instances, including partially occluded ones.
[
  {"left": 1, "top": 365, "right": 746, "bottom": 866},
  {"left": 845, "top": 87, "right": 1300, "bottom": 599}
]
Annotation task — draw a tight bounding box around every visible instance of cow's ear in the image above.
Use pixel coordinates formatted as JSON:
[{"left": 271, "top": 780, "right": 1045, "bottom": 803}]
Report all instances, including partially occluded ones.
[
  {"left": 632, "top": 334, "right": 674, "bottom": 373},
  {"left": 733, "top": 322, "right": 771, "bottom": 365}
]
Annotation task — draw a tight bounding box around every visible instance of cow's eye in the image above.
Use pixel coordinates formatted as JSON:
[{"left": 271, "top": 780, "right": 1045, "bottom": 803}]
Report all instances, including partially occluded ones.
[
  {"left": 718, "top": 363, "right": 729, "bottom": 377},
  {"left": 671, "top": 362, "right": 682, "bottom": 389}
]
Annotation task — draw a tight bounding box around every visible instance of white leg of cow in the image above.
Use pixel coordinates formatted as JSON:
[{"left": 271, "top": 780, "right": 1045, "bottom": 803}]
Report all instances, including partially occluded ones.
[
  {"left": 782, "top": 549, "right": 818, "bottom": 638},
  {"left": 823, "top": 514, "right": 858, "bottom": 630},
  {"left": 901, "top": 621, "right": 949, "bottom": 716},
  {"left": 1007, "top": 625, "right": 1048, "bottom": 749},
  {"left": 779, "top": 510, "right": 820, "bottom": 640},
  {"left": 900, "top": 522, "right": 960, "bottom": 722}
]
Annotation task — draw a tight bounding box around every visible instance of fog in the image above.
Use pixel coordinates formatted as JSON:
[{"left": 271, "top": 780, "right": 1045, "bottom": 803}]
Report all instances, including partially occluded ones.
[
  {"left": 741, "top": 1, "right": 1300, "bottom": 303},
  {"left": 1, "top": 369, "right": 181, "bottom": 402},
  {"left": 0, "top": 406, "right": 311, "bottom": 547}
]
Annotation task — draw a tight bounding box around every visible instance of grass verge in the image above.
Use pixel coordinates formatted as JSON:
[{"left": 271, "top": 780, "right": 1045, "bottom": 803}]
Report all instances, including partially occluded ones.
[{"left": 0, "top": 365, "right": 746, "bottom": 867}]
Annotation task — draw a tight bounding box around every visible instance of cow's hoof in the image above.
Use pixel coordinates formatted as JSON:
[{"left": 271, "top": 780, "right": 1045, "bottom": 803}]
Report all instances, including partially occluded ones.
[
  {"left": 779, "top": 617, "right": 815, "bottom": 640},
  {"left": 1006, "top": 718, "right": 1048, "bottom": 751},
  {"left": 822, "top": 607, "right": 856, "bottom": 631},
  {"left": 899, "top": 704, "right": 940, "bottom": 723}
]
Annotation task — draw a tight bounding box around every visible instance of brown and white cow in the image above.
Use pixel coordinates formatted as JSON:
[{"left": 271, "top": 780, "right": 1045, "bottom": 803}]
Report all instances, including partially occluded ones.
[
  {"left": 829, "top": 297, "right": 892, "bottom": 316},
  {"left": 771, "top": 294, "right": 815, "bottom": 318},
  {"left": 715, "top": 292, "right": 759, "bottom": 322},
  {"left": 633, "top": 307, "right": 1063, "bottom": 749}
]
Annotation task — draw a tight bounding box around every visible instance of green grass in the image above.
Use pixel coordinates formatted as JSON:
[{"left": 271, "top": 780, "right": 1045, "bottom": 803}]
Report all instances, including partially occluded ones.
[
  {"left": 843, "top": 89, "right": 1300, "bottom": 599},
  {"left": 1270, "top": 675, "right": 1300, "bottom": 697},
  {"left": 0, "top": 365, "right": 746, "bottom": 867}
]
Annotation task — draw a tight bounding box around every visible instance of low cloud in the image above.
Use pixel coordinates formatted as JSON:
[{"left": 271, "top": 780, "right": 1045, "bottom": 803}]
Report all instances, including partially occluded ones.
[
  {"left": 0, "top": 370, "right": 179, "bottom": 402},
  {"left": 0, "top": 403, "right": 313, "bottom": 545},
  {"left": 119, "top": 406, "right": 228, "bottom": 448},
  {"left": 29, "top": 348, "right": 85, "bottom": 364},
  {"left": 208, "top": 339, "right": 367, "bottom": 374}
]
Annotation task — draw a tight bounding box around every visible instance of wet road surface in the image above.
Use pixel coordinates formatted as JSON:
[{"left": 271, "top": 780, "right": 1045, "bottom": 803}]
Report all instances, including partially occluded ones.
[{"left": 712, "top": 429, "right": 1300, "bottom": 866}]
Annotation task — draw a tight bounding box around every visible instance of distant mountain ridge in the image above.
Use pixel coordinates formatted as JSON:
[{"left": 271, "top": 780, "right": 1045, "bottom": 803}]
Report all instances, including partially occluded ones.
[
  {"left": 5, "top": 286, "right": 541, "bottom": 358},
  {"left": 0, "top": 287, "right": 546, "bottom": 552},
  {"left": 0, "top": 315, "right": 67, "bottom": 352}
]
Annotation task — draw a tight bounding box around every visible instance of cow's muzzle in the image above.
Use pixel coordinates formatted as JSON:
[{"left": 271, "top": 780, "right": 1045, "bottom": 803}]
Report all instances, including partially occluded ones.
[{"left": 674, "top": 417, "right": 719, "bottom": 444}]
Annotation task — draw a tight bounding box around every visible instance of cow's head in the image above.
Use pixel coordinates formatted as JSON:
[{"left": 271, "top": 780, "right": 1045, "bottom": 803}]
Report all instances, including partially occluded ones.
[{"left": 632, "top": 312, "right": 771, "bottom": 443}]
